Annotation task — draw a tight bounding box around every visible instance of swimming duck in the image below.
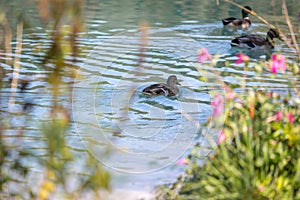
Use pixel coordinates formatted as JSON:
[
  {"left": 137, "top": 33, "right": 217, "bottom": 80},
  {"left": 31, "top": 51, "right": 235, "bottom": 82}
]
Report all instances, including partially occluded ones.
[
  {"left": 142, "top": 75, "right": 180, "bottom": 97},
  {"left": 222, "top": 6, "right": 252, "bottom": 29},
  {"left": 230, "top": 28, "right": 282, "bottom": 50}
]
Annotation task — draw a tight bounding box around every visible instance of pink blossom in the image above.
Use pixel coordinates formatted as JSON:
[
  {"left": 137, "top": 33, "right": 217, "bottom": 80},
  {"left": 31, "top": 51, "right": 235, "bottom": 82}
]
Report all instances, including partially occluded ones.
[
  {"left": 298, "top": 13, "right": 300, "bottom": 21},
  {"left": 211, "top": 95, "right": 224, "bottom": 117},
  {"left": 258, "top": 185, "right": 265, "bottom": 192},
  {"left": 236, "top": 52, "right": 249, "bottom": 64},
  {"left": 267, "top": 92, "right": 273, "bottom": 98},
  {"left": 224, "top": 85, "right": 237, "bottom": 100},
  {"left": 270, "top": 63, "right": 278, "bottom": 73},
  {"left": 270, "top": 54, "right": 286, "bottom": 74},
  {"left": 276, "top": 111, "right": 284, "bottom": 121},
  {"left": 197, "top": 48, "right": 213, "bottom": 63},
  {"left": 176, "top": 158, "right": 188, "bottom": 165},
  {"left": 217, "top": 130, "right": 226, "bottom": 144},
  {"left": 276, "top": 55, "right": 286, "bottom": 70},
  {"left": 226, "top": 91, "right": 236, "bottom": 100},
  {"left": 269, "top": 139, "right": 277, "bottom": 146},
  {"left": 287, "top": 113, "right": 294, "bottom": 124}
]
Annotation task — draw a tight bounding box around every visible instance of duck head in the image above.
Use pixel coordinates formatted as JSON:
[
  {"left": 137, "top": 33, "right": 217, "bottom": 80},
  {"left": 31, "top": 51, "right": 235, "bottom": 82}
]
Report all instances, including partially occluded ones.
[
  {"left": 242, "top": 6, "right": 252, "bottom": 18},
  {"left": 167, "top": 75, "right": 180, "bottom": 87}
]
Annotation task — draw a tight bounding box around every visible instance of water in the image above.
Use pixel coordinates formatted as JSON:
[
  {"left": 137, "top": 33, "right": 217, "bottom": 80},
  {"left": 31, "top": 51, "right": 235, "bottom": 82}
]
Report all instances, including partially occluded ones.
[{"left": 1, "top": 0, "right": 299, "bottom": 196}]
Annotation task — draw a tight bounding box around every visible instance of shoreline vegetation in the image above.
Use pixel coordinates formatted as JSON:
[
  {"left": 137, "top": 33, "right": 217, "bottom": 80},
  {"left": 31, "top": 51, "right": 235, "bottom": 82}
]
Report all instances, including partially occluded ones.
[
  {"left": 158, "top": 1, "right": 300, "bottom": 199},
  {"left": 0, "top": 0, "right": 299, "bottom": 199}
]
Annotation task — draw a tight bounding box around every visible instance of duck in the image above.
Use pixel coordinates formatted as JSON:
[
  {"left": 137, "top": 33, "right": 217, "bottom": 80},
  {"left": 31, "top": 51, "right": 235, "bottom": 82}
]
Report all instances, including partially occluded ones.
[
  {"left": 230, "top": 28, "right": 282, "bottom": 50},
  {"left": 222, "top": 6, "right": 252, "bottom": 29},
  {"left": 142, "top": 75, "right": 180, "bottom": 97}
]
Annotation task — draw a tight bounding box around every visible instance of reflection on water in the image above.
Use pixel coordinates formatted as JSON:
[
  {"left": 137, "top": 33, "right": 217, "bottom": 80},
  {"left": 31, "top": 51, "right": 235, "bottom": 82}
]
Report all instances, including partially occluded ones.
[{"left": 1, "top": 0, "right": 299, "bottom": 194}]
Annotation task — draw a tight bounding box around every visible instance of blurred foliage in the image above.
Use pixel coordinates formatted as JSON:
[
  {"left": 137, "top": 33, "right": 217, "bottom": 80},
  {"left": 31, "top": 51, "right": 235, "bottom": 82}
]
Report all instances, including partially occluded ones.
[
  {"left": 0, "top": 0, "right": 110, "bottom": 199},
  {"left": 158, "top": 88, "right": 300, "bottom": 199}
]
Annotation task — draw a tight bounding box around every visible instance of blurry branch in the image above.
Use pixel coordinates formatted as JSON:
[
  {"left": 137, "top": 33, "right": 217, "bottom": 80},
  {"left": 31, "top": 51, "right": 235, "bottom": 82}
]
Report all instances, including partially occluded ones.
[
  {"left": 181, "top": 110, "right": 201, "bottom": 130},
  {"left": 0, "top": 0, "right": 110, "bottom": 198},
  {"left": 69, "top": 0, "right": 84, "bottom": 104},
  {"left": 282, "top": 0, "right": 300, "bottom": 60},
  {"left": 118, "top": 23, "right": 149, "bottom": 131},
  {"left": 1, "top": 15, "right": 13, "bottom": 66},
  {"left": 38, "top": 0, "right": 50, "bottom": 21},
  {"left": 70, "top": 0, "right": 84, "bottom": 65},
  {"left": 137, "top": 22, "right": 149, "bottom": 70},
  {"left": 41, "top": 0, "right": 84, "bottom": 109},
  {"left": 8, "top": 21, "right": 23, "bottom": 113},
  {"left": 36, "top": 0, "right": 110, "bottom": 198},
  {"left": 0, "top": 13, "right": 34, "bottom": 199},
  {"left": 281, "top": 0, "right": 300, "bottom": 94}
]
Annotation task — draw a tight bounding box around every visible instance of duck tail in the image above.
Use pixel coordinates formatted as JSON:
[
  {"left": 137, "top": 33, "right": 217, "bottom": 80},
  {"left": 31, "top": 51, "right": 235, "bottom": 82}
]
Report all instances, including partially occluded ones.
[
  {"left": 222, "top": 19, "right": 229, "bottom": 25},
  {"left": 230, "top": 38, "right": 240, "bottom": 46},
  {"left": 222, "top": 17, "right": 236, "bottom": 26}
]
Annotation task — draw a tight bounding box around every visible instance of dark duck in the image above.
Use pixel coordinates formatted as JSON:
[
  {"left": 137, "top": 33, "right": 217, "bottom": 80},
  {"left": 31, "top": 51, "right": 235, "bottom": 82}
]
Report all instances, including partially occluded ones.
[
  {"left": 222, "top": 6, "right": 253, "bottom": 29},
  {"left": 230, "top": 28, "right": 282, "bottom": 50}
]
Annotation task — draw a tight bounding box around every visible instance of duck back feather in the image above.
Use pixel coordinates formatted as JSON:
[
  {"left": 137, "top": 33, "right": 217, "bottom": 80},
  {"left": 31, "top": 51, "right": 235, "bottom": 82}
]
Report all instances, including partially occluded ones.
[{"left": 142, "top": 75, "right": 179, "bottom": 97}]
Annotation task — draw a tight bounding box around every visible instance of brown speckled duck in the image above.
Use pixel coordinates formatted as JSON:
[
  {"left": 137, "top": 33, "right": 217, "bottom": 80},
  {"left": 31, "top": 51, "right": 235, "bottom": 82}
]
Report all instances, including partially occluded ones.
[
  {"left": 230, "top": 28, "right": 282, "bottom": 50},
  {"left": 142, "top": 75, "right": 180, "bottom": 97},
  {"left": 222, "top": 6, "right": 252, "bottom": 29}
]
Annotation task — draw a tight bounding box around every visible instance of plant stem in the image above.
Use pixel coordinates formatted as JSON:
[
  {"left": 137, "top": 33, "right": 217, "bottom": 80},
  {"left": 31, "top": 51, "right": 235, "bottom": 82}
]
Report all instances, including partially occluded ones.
[
  {"left": 8, "top": 21, "right": 23, "bottom": 113},
  {"left": 281, "top": 0, "right": 300, "bottom": 61}
]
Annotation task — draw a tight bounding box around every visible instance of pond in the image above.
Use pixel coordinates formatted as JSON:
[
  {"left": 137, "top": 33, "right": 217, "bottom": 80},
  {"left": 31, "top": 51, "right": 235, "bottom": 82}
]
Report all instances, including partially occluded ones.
[{"left": 1, "top": 0, "right": 300, "bottom": 197}]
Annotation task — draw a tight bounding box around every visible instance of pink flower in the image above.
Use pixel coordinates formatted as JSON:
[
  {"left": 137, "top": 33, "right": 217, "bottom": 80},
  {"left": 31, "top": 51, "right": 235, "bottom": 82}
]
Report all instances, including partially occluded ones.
[
  {"left": 276, "top": 111, "right": 284, "bottom": 121},
  {"left": 211, "top": 95, "right": 224, "bottom": 117},
  {"left": 276, "top": 55, "right": 286, "bottom": 71},
  {"left": 267, "top": 92, "right": 273, "bottom": 98},
  {"left": 298, "top": 13, "right": 300, "bottom": 21},
  {"left": 176, "top": 158, "right": 188, "bottom": 165},
  {"left": 217, "top": 130, "right": 226, "bottom": 144},
  {"left": 197, "top": 48, "right": 213, "bottom": 63},
  {"left": 269, "top": 139, "right": 277, "bottom": 146},
  {"left": 236, "top": 52, "right": 249, "bottom": 64},
  {"left": 258, "top": 185, "right": 265, "bottom": 192},
  {"left": 287, "top": 113, "right": 294, "bottom": 124},
  {"left": 226, "top": 91, "right": 236, "bottom": 100},
  {"left": 270, "top": 64, "right": 278, "bottom": 73},
  {"left": 270, "top": 54, "right": 286, "bottom": 74},
  {"left": 224, "top": 85, "right": 237, "bottom": 100}
]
